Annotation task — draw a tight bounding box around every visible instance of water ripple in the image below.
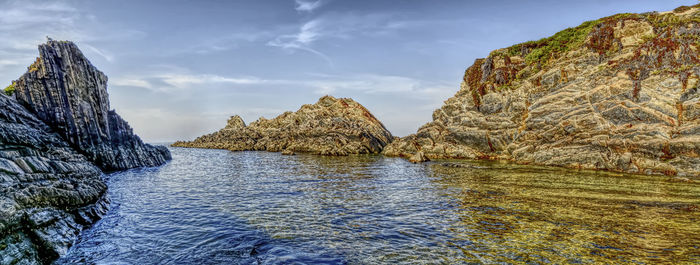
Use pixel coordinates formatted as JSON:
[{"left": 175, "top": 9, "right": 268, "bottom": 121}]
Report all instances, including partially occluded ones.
[{"left": 57, "top": 148, "right": 700, "bottom": 264}]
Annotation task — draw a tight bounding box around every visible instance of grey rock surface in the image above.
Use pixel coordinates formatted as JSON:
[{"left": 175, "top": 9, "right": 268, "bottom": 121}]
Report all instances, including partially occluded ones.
[
  {"left": 1, "top": 40, "right": 171, "bottom": 264},
  {"left": 15, "top": 40, "right": 170, "bottom": 171},
  {"left": 0, "top": 93, "right": 108, "bottom": 265}
]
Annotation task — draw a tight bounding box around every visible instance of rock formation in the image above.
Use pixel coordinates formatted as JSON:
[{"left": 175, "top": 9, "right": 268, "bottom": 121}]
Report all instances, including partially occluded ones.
[
  {"left": 384, "top": 5, "right": 700, "bottom": 177},
  {"left": 14, "top": 40, "right": 170, "bottom": 171},
  {"left": 0, "top": 93, "right": 108, "bottom": 265},
  {"left": 0, "top": 40, "right": 171, "bottom": 264},
  {"left": 173, "top": 95, "right": 393, "bottom": 155}
]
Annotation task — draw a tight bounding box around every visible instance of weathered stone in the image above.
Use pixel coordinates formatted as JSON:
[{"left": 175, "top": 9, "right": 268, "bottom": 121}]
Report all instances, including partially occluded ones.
[
  {"left": 14, "top": 40, "right": 171, "bottom": 171},
  {"left": 0, "top": 93, "right": 107, "bottom": 265},
  {"left": 173, "top": 95, "right": 393, "bottom": 155},
  {"left": 384, "top": 6, "right": 700, "bottom": 177},
  {"left": 281, "top": 149, "right": 295, "bottom": 155},
  {"left": 1, "top": 40, "right": 171, "bottom": 264},
  {"left": 409, "top": 151, "right": 429, "bottom": 163}
]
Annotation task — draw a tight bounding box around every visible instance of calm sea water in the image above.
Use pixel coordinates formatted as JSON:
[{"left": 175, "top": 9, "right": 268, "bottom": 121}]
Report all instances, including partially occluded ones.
[{"left": 57, "top": 147, "right": 700, "bottom": 264}]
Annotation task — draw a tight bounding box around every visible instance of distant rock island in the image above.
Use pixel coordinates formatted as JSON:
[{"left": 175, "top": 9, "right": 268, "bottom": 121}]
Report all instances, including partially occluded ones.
[
  {"left": 173, "top": 95, "right": 394, "bottom": 155},
  {"left": 384, "top": 5, "right": 700, "bottom": 176},
  {"left": 0, "top": 40, "right": 170, "bottom": 264}
]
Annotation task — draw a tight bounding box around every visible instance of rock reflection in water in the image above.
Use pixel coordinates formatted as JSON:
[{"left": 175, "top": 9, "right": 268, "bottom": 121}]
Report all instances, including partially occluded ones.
[
  {"left": 430, "top": 161, "right": 700, "bottom": 264},
  {"left": 58, "top": 148, "right": 699, "bottom": 264}
]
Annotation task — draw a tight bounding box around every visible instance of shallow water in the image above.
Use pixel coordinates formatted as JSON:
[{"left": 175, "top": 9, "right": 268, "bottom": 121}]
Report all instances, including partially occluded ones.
[{"left": 57, "top": 147, "right": 700, "bottom": 264}]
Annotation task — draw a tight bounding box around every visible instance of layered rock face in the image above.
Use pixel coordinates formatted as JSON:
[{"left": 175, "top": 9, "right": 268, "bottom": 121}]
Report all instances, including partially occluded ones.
[
  {"left": 0, "top": 40, "right": 171, "bottom": 264},
  {"left": 14, "top": 40, "right": 170, "bottom": 171},
  {"left": 0, "top": 93, "right": 108, "bottom": 265},
  {"left": 173, "top": 95, "right": 393, "bottom": 155},
  {"left": 385, "top": 6, "right": 700, "bottom": 176}
]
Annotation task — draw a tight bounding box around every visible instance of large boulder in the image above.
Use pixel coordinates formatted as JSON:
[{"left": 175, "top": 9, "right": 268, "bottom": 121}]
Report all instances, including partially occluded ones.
[
  {"left": 384, "top": 5, "right": 700, "bottom": 177},
  {"left": 173, "top": 95, "right": 394, "bottom": 155},
  {"left": 14, "top": 40, "right": 171, "bottom": 171}
]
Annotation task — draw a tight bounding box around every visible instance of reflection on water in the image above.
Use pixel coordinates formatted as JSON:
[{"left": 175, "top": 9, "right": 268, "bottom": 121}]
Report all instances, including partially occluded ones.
[
  {"left": 58, "top": 148, "right": 700, "bottom": 264},
  {"left": 431, "top": 162, "right": 699, "bottom": 264}
]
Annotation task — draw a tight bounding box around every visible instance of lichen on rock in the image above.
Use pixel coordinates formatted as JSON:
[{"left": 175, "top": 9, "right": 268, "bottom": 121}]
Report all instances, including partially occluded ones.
[
  {"left": 384, "top": 5, "right": 700, "bottom": 177},
  {"left": 173, "top": 95, "right": 394, "bottom": 156}
]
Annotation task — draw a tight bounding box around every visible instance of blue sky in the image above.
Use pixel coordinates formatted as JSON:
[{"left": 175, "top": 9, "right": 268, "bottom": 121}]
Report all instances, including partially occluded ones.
[{"left": 0, "top": 0, "right": 695, "bottom": 142}]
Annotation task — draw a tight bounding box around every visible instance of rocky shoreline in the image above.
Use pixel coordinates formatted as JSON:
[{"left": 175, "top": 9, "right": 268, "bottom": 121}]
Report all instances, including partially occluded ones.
[
  {"left": 175, "top": 6, "right": 700, "bottom": 178},
  {"left": 3, "top": 4, "right": 700, "bottom": 264},
  {"left": 0, "top": 40, "right": 170, "bottom": 265},
  {"left": 173, "top": 95, "right": 394, "bottom": 156},
  {"left": 384, "top": 5, "right": 700, "bottom": 177}
]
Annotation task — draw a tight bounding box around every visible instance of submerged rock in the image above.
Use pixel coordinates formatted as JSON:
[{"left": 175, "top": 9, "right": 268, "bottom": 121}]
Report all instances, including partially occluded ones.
[
  {"left": 384, "top": 5, "right": 700, "bottom": 177},
  {"left": 281, "top": 149, "right": 296, "bottom": 156},
  {"left": 14, "top": 40, "right": 170, "bottom": 171},
  {"left": 409, "top": 151, "right": 429, "bottom": 163},
  {"left": 0, "top": 93, "right": 108, "bottom": 265},
  {"left": 173, "top": 95, "right": 393, "bottom": 155}
]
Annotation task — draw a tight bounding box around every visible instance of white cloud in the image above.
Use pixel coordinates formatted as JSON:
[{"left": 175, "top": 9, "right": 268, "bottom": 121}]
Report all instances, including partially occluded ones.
[
  {"left": 267, "top": 19, "right": 333, "bottom": 66},
  {"left": 158, "top": 74, "right": 268, "bottom": 89},
  {"left": 295, "top": 0, "right": 324, "bottom": 13},
  {"left": 172, "top": 31, "right": 274, "bottom": 55},
  {"left": 0, "top": 0, "right": 147, "bottom": 86},
  {"left": 303, "top": 73, "right": 455, "bottom": 102},
  {"left": 111, "top": 69, "right": 453, "bottom": 105},
  {"left": 266, "top": 12, "right": 418, "bottom": 66},
  {"left": 0, "top": 59, "right": 24, "bottom": 66},
  {"left": 81, "top": 43, "right": 114, "bottom": 62},
  {"left": 111, "top": 78, "right": 153, "bottom": 89}
]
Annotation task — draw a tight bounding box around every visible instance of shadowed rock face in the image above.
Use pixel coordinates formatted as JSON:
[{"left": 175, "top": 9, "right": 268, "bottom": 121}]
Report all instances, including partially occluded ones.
[
  {"left": 0, "top": 40, "right": 171, "bottom": 264},
  {"left": 0, "top": 93, "right": 108, "bottom": 265},
  {"left": 173, "top": 95, "right": 394, "bottom": 155},
  {"left": 14, "top": 40, "right": 170, "bottom": 171},
  {"left": 384, "top": 5, "right": 700, "bottom": 177}
]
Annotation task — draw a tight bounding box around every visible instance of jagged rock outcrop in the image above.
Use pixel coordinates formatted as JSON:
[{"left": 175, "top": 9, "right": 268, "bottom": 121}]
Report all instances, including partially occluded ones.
[
  {"left": 384, "top": 5, "right": 700, "bottom": 177},
  {"left": 173, "top": 95, "right": 393, "bottom": 155},
  {"left": 0, "top": 93, "right": 108, "bottom": 265},
  {"left": 14, "top": 40, "right": 170, "bottom": 171},
  {"left": 0, "top": 40, "right": 172, "bottom": 264}
]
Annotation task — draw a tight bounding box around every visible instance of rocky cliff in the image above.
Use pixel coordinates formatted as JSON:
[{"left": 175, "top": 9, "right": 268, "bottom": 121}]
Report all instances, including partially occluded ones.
[
  {"left": 0, "top": 93, "right": 108, "bottom": 265},
  {"left": 173, "top": 95, "right": 393, "bottom": 155},
  {"left": 14, "top": 40, "right": 170, "bottom": 171},
  {"left": 0, "top": 40, "right": 171, "bottom": 264},
  {"left": 384, "top": 5, "right": 700, "bottom": 177}
]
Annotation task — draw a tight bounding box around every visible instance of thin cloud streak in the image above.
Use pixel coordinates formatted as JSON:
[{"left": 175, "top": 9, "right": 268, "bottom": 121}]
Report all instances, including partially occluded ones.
[
  {"left": 110, "top": 71, "right": 454, "bottom": 104},
  {"left": 295, "top": 0, "right": 324, "bottom": 13},
  {"left": 267, "top": 19, "right": 334, "bottom": 67},
  {"left": 82, "top": 44, "right": 114, "bottom": 62}
]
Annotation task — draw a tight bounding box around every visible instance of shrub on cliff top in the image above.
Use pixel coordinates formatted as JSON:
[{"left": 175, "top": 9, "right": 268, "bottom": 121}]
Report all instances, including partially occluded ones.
[
  {"left": 4, "top": 82, "right": 15, "bottom": 96},
  {"left": 517, "top": 19, "right": 602, "bottom": 66}
]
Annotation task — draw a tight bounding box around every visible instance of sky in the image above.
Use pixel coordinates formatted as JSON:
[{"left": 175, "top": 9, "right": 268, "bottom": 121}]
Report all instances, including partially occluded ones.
[{"left": 0, "top": 0, "right": 696, "bottom": 142}]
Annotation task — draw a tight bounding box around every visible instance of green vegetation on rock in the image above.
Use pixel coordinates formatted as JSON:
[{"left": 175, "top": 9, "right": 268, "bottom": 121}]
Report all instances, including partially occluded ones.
[
  {"left": 386, "top": 4, "right": 700, "bottom": 178},
  {"left": 3, "top": 82, "right": 15, "bottom": 96},
  {"left": 507, "top": 19, "right": 602, "bottom": 66}
]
